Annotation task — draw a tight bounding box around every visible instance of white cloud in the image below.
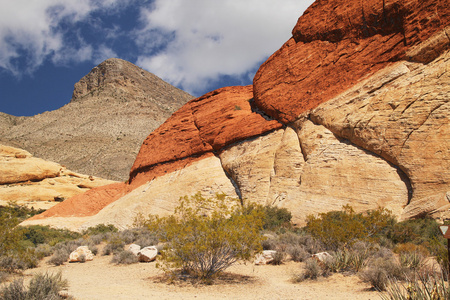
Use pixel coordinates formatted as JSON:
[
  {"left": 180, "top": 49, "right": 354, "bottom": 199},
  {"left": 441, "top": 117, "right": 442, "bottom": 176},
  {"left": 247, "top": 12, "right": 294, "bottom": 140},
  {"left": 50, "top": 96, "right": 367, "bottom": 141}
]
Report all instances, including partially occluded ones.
[
  {"left": 135, "top": 0, "right": 314, "bottom": 95},
  {"left": 0, "top": 0, "right": 314, "bottom": 96},
  {"left": 0, "top": 0, "right": 121, "bottom": 75}
]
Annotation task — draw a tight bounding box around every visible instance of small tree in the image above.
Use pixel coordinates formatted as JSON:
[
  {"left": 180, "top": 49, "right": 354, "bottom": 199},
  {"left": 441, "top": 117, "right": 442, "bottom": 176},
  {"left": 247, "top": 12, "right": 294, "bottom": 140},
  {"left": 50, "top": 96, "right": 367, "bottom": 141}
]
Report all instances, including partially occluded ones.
[{"left": 147, "top": 193, "right": 264, "bottom": 280}]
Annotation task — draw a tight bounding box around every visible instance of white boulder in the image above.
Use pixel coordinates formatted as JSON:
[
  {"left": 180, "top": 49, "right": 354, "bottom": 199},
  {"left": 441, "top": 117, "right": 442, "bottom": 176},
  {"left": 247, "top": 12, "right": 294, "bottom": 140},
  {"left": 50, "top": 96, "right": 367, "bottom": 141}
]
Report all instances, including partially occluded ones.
[
  {"left": 69, "top": 246, "right": 94, "bottom": 262},
  {"left": 128, "top": 244, "right": 141, "bottom": 256},
  {"left": 255, "top": 250, "right": 277, "bottom": 265},
  {"left": 138, "top": 246, "right": 158, "bottom": 262}
]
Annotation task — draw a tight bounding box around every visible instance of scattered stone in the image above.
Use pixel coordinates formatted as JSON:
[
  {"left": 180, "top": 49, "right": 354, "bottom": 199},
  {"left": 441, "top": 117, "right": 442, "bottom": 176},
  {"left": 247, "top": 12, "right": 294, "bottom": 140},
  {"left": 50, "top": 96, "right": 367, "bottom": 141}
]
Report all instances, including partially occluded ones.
[
  {"left": 312, "top": 252, "right": 332, "bottom": 263},
  {"left": 69, "top": 246, "right": 94, "bottom": 262},
  {"left": 128, "top": 244, "right": 141, "bottom": 256},
  {"left": 255, "top": 250, "right": 277, "bottom": 265},
  {"left": 138, "top": 246, "right": 158, "bottom": 262}
]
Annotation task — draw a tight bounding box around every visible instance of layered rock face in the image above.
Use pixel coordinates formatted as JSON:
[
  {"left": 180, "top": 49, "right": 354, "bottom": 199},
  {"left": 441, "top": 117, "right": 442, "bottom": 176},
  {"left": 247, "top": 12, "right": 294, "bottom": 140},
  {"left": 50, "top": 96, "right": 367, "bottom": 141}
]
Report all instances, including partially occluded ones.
[
  {"left": 24, "top": 86, "right": 281, "bottom": 229},
  {"left": 310, "top": 52, "right": 450, "bottom": 220},
  {"left": 22, "top": 0, "right": 450, "bottom": 230},
  {"left": 254, "top": 0, "right": 449, "bottom": 123},
  {"left": 0, "top": 145, "right": 115, "bottom": 210},
  {"left": 0, "top": 58, "right": 192, "bottom": 181}
]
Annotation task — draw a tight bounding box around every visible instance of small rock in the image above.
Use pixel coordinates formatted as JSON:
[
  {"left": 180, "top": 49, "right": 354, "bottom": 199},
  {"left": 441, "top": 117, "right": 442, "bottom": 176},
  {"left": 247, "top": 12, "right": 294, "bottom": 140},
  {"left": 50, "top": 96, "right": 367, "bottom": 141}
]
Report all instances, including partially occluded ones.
[
  {"left": 255, "top": 250, "right": 277, "bottom": 265},
  {"left": 138, "top": 246, "right": 158, "bottom": 262},
  {"left": 69, "top": 246, "right": 94, "bottom": 262},
  {"left": 128, "top": 244, "right": 141, "bottom": 256},
  {"left": 311, "top": 252, "right": 332, "bottom": 263}
]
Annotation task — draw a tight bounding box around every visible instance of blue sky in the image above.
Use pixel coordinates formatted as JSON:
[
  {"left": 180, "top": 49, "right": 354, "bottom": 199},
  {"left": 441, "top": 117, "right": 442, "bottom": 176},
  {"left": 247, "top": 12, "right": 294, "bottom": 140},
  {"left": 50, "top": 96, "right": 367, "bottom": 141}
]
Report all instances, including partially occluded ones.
[{"left": 0, "top": 0, "right": 313, "bottom": 116}]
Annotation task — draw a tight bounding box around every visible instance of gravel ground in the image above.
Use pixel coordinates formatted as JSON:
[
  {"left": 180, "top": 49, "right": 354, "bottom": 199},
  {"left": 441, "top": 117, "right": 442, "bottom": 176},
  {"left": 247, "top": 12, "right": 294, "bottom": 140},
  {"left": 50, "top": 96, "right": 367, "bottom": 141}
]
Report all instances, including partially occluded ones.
[{"left": 15, "top": 256, "right": 381, "bottom": 300}]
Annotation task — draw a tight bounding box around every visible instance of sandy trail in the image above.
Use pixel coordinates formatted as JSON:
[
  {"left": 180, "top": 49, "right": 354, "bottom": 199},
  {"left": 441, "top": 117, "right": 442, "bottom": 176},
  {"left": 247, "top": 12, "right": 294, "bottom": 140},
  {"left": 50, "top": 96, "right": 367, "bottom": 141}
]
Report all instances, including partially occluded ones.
[{"left": 17, "top": 256, "right": 380, "bottom": 300}]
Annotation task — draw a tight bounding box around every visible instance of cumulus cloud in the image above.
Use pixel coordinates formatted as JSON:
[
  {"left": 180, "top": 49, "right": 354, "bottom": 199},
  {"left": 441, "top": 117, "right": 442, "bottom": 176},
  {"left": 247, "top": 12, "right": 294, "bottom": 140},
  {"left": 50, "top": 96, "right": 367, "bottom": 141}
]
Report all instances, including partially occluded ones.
[
  {"left": 135, "top": 0, "right": 314, "bottom": 95},
  {"left": 0, "top": 0, "right": 120, "bottom": 76},
  {"left": 0, "top": 0, "right": 314, "bottom": 96}
]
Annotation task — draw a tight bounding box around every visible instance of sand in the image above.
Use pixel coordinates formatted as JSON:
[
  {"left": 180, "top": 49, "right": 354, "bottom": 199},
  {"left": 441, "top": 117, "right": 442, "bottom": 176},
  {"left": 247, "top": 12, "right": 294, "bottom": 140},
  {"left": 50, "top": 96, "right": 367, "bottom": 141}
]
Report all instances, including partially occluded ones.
[{"left": 16, "top": 256, "right": 380, "bottom": 300}]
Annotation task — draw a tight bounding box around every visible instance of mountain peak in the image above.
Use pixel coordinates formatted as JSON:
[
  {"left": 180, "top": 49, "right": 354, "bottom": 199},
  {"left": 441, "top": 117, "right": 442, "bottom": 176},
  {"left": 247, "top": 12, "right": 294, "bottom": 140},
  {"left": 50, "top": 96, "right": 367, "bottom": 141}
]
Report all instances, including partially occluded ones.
[{"left": 71, "top": 58, "right": 191, "bottom": 109}]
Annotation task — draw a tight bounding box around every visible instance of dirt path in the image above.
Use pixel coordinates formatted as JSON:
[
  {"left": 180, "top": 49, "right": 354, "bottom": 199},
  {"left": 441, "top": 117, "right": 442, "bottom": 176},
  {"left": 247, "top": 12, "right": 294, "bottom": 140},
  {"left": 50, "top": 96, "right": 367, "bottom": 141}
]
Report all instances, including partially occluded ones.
[{"left": 17, "top": 256, "right": 380, "bottom": 300}]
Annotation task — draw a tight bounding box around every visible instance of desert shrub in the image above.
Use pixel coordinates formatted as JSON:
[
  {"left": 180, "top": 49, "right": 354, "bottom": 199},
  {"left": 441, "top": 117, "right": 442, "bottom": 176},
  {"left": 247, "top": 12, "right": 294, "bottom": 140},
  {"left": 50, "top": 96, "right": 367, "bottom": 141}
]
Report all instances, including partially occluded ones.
[
  {"left": 19, "top": 225, "right": 80, "bottom": 247},
  {"left": 0, "top": 204, "right": 50, "bottom": 273},
  {"left": 111, "top": 250, "right": 138, "bottom": 265},
  {"left": 277, "top": 232, "right": 302, "bottom": 247},
  {"left": 88, "top": 244, "right": 98, "bottom": 256},
  {"left": 132, "top": 228, "right": 159, "bottom": 247},
  {"left": 305, "top": 205, "right": 394, "bottom": 251},
  {"left": 261, "top": 205, "right": 292, "bottom": 230},
  {"left": 34, "top": 244, "right": 53, "bottom": 259},
  {"left": 359, "top": 257, "right": 406, "bottom": 291},
  {"left": 82, "top": 224, "right": 118, "bottom": 236},
  {"left": 399, "top": 251, "right": 427, "bottom": 273},
  {"left": 293, "top": 258, "right": 326, "bottom": 282},
  {"left": 323, "top": 249, "right": 353, "bottom": 273},
  {"left": 242, "top": 203, "right": 292, "bottom": 231},
  {"left": 47, "top": 249, "right": 69, "bottom": 266},
  {"left": 297, "top": 234, "right": 325, "bottom": 254},
  {"left": 86, "top": 234, "right": 105, "bottom": 245},
  {"left": 271, "top": 251, "right": 286, "bottom": 265},
  {"left": 0, "top": 278, "right": 27, "bottom": 300},
  {"left": 102, "top": 236, "right": 125, "bottom": 255},
  {"left": 0, "top": 272, "right": 70, "bottom": 300},
  {"left": 0, "top": 207, "right": 24, "bottom": 265},
  {"left": 0, "top": 249, "right": 38, "bottom": 272},
  {"left": 0, "top": 271, "right": 9, "bottom": 283},
  {"left": 0, "top": 204, "right": 45, "bottom": 222},
  {"left": 287, "top": 245, "right": 310, "bottom": 262},
  {"left": 385, "top": 217, "right": 442, "bottom": 248},
  {"left": 146, "top": 193, "right": 264, "bottom": 280},
  {"left": 261, "top": 235, "right": 277, "bottom": 250},
  {"left": 118, "top": 229, "right": 138, "bottom": 245},
  {"left": 392, "top": 243, "right": 427, "bottom": 272},
  {"left": 380, "top": 272, "right": 450, "bottom": 300}
]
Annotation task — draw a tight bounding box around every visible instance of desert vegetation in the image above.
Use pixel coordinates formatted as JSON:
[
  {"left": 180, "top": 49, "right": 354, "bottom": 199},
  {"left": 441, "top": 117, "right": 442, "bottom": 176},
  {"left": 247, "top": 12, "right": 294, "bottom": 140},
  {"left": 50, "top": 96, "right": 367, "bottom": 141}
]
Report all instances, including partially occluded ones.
[
  {"left": 141, "top": 193, "right": 265, "bottom": 281},
  {"left": 1, "top": 199, "right": 450, "bottom": 298}
]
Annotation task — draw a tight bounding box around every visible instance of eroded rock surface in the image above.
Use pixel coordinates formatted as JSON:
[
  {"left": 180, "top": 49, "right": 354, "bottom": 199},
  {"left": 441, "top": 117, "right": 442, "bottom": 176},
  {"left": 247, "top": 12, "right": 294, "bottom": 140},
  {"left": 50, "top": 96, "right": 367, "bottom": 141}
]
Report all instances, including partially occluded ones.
[
  {"left": 22, "top": 0, "right": 450, "bottom": 229},
  {"left": 310, "top": 50, "right": 450, "bottom": 219},
  {"left": 0, "top": 145, "right": 116, "bottom": 210},
  {"left": 23, "top": 155, "right": 238, "bottom": 231},
  {"left": 254, "top": 0, "right": 450, "bottom": 123},
  {"left": 130, "top": 85, "right": 282, "bottom": 183}
]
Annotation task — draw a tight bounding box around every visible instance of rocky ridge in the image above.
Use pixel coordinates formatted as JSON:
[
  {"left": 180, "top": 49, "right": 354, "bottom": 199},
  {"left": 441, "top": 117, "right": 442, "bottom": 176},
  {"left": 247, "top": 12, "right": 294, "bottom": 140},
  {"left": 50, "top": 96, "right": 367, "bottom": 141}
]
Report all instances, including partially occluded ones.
[
  {"left": 0, "top": 58, "right": 193, "bottom": 181},
  {"left": 0, "top": 145, "right": 116, "bottom": 210},
  {"left": 22, "top": 0, "right": 450, "bottom": 230}
]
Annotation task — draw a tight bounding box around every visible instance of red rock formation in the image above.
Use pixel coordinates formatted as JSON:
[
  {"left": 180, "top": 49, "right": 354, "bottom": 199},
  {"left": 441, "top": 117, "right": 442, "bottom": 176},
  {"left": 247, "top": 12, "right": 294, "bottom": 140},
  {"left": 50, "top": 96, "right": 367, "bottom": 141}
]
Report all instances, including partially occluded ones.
[
  {"left": 254, "top": 0, "right": 450, "bottom": 124},
  {"left": 22, "top": 0, "right": 450, "bottom": 229},
  {"left": 30, "top": 86, "right": 282, "bottom": 220},
  {"left": 28, "top": 182, "right": 128, "bottom": 219},
  {"left": 129, "top": 85, "right": 282, "bottom": 182}
]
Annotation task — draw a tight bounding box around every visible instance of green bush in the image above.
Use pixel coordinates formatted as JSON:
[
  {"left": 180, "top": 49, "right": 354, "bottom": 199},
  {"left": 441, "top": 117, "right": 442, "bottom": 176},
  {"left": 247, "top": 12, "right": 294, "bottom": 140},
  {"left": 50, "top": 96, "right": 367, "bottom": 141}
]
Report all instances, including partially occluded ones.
[
  {"left": 0, "top": 205, "right": 41, "bottom": 272},
  {"left": 82, "top": 224, "right": 118, "bottom": 236},
  {"left": 262, "top": 205, "right": 292, "bottom": 230},
  {"left": 147, "top": 193, "right": 264, "bottom": 280},
  {"left": 385, "top": 217, "right": 442, "bottom": 248},
  {"left": 305, "top": 205, "right": 394, "bottom": 250},
  {"left": 19, "top": 225, "right": 81, "bottom": 247},
  {"left": 0, "top": 204, "right": 45, "bottom": 222}
]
